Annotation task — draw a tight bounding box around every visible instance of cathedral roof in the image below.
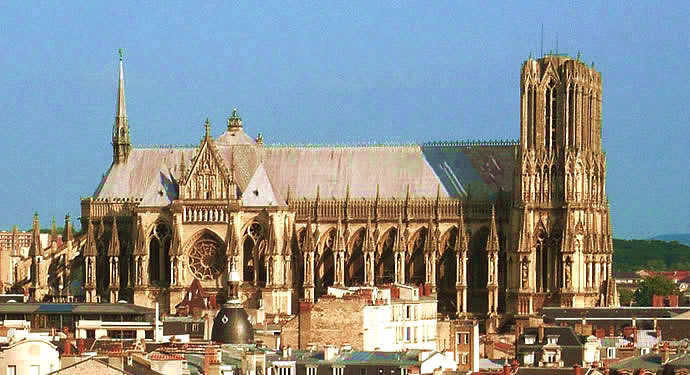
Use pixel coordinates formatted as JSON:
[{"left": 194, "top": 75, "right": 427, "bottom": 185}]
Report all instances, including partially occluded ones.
[
  {"left": 94, "top": 138, "right": 517, "bottom": 206},
  {"left": 240, "top": 162, "right": 285, "bottom": 207}
]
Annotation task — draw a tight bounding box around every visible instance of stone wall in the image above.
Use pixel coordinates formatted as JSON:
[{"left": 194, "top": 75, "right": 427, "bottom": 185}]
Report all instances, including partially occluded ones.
[{"left": 281, "top": 296, "right": 367, "bottom": 350}]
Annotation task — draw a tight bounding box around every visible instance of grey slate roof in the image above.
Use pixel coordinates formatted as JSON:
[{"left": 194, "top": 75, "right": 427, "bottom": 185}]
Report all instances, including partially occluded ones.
[
  {"left": 94, "top": 128, "right": 517, "bottom": 206},
  {"left": 0, "top": 302, "right": 154, "bottom": 315}
]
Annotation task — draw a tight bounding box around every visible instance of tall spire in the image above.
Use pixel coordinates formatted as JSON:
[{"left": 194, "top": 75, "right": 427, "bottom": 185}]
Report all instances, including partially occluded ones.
[
  {"left": 455, "top": 203, "right": 468, "bottom": 254},
  {"left": 29, "top": 212, "right": 42, "bottom": 257},
  {"left": 113, "top": 48, "right": 131, "bottom": 164},
  {"left": 486, "top": 205, "right": 500, "bottom": 253}
]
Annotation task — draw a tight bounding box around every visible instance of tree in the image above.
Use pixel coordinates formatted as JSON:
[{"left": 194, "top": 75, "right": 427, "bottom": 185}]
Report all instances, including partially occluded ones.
[
  {"left": 633, "top": 275, "right": 681, "bottom": 306},
  {"left": 619, "top": 288, "right": 635, "bottom": 306}
]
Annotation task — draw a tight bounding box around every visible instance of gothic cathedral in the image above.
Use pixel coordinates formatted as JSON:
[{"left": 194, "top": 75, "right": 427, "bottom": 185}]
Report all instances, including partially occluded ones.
[{"left": 14, "top": 54, "right": 617, "bottom": 317}]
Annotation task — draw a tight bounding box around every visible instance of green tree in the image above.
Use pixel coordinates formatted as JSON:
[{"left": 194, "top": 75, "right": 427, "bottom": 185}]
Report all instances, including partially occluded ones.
[
  {"left": 619, "top": 289, "right": 635, "bottom": 306},
  {"left": 634, "top": 275, "right": 681, "bottom": 306}
]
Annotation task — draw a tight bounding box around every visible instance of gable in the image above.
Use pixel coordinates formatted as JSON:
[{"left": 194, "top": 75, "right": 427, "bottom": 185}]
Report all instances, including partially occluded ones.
[
  {"left": 241, "top": 163, "right": 284, "bottom": 207},
  {"left": 181, "top": 139, "right": 230, "bottom": 200}
]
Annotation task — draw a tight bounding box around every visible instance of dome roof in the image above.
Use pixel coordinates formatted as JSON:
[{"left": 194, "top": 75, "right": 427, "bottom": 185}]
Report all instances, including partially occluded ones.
[{"left": 211, "top": 303, "right": 254, "bottom": 344}]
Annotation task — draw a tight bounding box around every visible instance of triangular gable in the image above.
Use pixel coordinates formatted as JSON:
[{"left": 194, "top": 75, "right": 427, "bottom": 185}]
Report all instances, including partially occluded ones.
[
  {"left": 182, "top": 138, "right": 231, "bottom": 200},
  {"left": 541, "top": 58, "right": 561, "bottom": 85},
  {"left": 241, "top": 163, "right": 285, "bottom": 207},
  {"left": 46, "top": 355, "right": 131, "bottom": 374}
]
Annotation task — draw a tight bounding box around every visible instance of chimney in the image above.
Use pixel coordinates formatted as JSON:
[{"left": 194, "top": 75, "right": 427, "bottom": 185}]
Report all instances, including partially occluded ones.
[
  {"left": 538, "top": 326, "right": 545, "bottom": 343},
  {"left": 298, "top": 301, "right": 313, "bottom": 349},
  {"left": 503, "top": 363, "right": 511, "bottom": 375},
  {"left": 64, "top": 337, "right": 72, "bottom": 356},
  {"left": 662, "top": 342, "right": 670, "bottom": 364},
  {"left": 76, "top": 338, "right": 86, "bottom": 354},
  {"left": 204, "top": 347, "right": 220, "bottom": 375},
  {"left": 573, "top": 364, "right": 581, "bottom": 375},
  {"left": 511, "top": 359, "right": 519, "bottom": 372},
  {"left": 324, "top": 345, "right": 338, "bottom": 361}
]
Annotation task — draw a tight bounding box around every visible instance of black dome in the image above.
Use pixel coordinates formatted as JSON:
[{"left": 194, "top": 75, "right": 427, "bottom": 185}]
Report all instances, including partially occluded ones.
[{"left": 211, "top": 303, "right": 254, "bottom": 344}]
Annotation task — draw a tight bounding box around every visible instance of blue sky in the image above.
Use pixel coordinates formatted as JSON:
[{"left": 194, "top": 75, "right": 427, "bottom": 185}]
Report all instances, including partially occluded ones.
[{"left": 0, "top": 2, "right": 688, "bottom": 238}]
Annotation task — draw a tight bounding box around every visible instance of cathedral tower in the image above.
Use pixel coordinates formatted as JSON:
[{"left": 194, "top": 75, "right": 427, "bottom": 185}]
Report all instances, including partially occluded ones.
[
  {"left": 509, "top": 55, "right": 615, "bottom": 314},
  {"left": 112, "top": 49, "right": 131, "bottom": 164}
]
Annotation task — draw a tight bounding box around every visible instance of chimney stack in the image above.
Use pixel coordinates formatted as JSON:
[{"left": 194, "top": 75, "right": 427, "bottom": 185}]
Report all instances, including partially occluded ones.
[
  {"left": 662, "top": 342, "right": 670, "bottom": 364},
  {"left": 64, "top": 337, "right": 72, "bottom": 356},
  {"left": 538, "top": 326, "right": 545, "bottom": 343},
  {"left": 76, "top": 338, "right": 85, "bottom": 354},
  {"left": 573, "top": 364, "right": 581, "bottom": 375}
]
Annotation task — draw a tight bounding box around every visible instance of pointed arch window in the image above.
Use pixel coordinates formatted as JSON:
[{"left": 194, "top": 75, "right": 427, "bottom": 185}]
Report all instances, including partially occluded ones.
[
  {"left": 148, "top": 223, "right": 171, "bottom": 286},
  {"left": 544, "top": 82, "right": 557, "bottom": 151},
  {"left": 568, "top": 84, "right": 575, "bottom": 148}
]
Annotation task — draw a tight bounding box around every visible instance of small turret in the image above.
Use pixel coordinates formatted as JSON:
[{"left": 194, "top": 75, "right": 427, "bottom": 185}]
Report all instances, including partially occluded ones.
[
  {"left": 211, "top": 266, "right": 254, "bottom": 344},
  {"left": 227, "top": 108, "right": 242, "bottom": 131}
]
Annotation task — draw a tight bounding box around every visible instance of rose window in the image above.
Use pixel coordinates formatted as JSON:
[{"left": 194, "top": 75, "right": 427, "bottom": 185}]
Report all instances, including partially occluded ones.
[{"left": 189, "top": 237, "right": 225, "bottom": 280}]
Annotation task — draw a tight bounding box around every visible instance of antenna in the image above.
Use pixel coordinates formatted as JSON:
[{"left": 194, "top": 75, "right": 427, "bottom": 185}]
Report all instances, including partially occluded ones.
[
  {"left": 556, "top": 33, "right": 559, "bottom": 55},
  {"left": 540, "top": 24, "right": 544, "bottom": 57}
]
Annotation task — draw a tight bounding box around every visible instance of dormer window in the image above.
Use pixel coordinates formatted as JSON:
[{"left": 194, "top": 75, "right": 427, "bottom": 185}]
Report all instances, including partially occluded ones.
[
  {"left": 525, "top": 335, "right": 536, "bottom": 345},
  {"left": 546, "top": 335, "right": 559, "bottom": 345}
]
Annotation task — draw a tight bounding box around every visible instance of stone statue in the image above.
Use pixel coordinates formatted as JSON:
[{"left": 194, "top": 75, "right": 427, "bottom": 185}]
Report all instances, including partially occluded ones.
[
  {"left": 137, "top": 258, "right": 143, "bottom": 285},
  {"left": 335, "top": 254, "right": 341, "bottom": 283},
  {"left": 87, "top": 258, "right": 93, "bottom": 285},
  {"left": 521, "top": 260, "right": 529, "bottom": 288},
  {"left": 565, "top": 261, "right": 572, "bottom": 288}
]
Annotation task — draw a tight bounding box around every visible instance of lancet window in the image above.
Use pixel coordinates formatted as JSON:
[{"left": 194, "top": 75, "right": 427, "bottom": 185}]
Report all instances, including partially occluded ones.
[
  {"left": 544, "top": 82, "right": 557, "bottom": 151},
  {"left": 148, "top": 223, "right": 171, "bottom": 286}
]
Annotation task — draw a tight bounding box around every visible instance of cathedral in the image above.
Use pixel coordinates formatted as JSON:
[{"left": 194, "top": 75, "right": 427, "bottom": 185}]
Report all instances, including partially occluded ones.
[{"left": 9, "top": 53, "right": 617, "bottom": 318}]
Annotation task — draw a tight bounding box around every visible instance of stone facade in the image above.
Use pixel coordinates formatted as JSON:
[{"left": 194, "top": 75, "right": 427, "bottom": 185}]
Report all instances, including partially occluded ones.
[
  {"left": 7, "top": 54, "right": 616, "bottom": 318},
  {"left": 281, "top": 296, "right": 367, "bottom": 350}
]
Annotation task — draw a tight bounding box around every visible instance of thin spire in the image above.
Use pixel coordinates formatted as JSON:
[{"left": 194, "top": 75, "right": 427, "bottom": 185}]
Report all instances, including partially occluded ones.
[
  {"left": 29, "top": 212, "right": 42, "bottom": 257},
  {"left": 50, "top": 216, "right": 58, "bottom": 244},
  {"left": 108, "top": 217, "right": 120, "bottom": 257},
  {"left": 365, "top": 213, "right": 374, "bottom": 252},
  {"left": 486, "top": 205, "right": 500, "bottom": 253},
  {"left": 63, "top": 215, "right": 73, "bottom": 242},
  {"left": 304, "top": 216, "right": 313, "bottom": 253},
  {"left": 204, "top": 118, "right": 211, "bottom": 139},
  {"left": 84, "top": 219, "right": 98, "bottom": 257},
  {"left": 113, "top": 49, "right": 130, "bottom": 164}
]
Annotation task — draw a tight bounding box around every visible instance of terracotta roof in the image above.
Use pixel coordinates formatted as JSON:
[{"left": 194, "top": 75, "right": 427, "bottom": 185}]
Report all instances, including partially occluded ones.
[{"left": 149, "top": 352, "right": 186, "bottom": 361}]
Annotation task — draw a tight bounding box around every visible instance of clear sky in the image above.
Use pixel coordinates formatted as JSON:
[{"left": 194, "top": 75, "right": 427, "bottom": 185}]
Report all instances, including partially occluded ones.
[{"left": 0, "top": 2, "right": 688, "bottom": 239}]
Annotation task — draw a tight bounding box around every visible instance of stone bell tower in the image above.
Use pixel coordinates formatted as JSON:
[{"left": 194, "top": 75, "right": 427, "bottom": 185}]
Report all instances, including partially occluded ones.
[{"left": 508, "top": 55, "right": 615, "bottom": 314}]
